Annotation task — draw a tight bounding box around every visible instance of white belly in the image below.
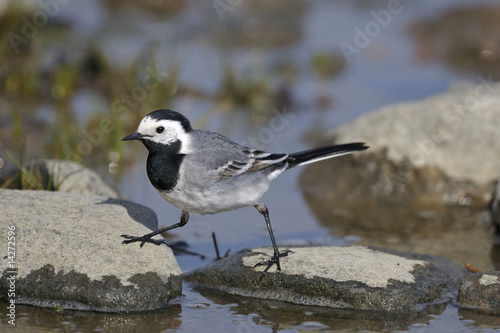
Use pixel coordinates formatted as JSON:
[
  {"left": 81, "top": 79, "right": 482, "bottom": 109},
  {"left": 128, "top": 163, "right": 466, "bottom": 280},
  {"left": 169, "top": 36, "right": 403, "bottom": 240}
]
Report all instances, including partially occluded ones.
[{"left": 157, "top": 178, "right": 271, "bottom": 215}]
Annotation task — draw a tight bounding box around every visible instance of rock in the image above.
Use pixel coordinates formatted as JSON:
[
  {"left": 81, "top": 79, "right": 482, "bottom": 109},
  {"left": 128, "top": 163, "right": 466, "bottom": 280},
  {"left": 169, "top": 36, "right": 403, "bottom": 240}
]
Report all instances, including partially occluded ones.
[
  {"left": 0, "top": 189, "right": 182, "bottom": 312},
  {"left": 36, "top": 159, "right": 121, "bottom": 198},
  {"left": 185, "top": 245, "right": 467, "bottom": 312},
  {"left": 300, "top": 82, "right": 500, "bottom": 236},
  {"left": 456, "top": 271, "right": 500, "bottom": 315},
  {"left": 331, "top": 82, "right": 500, "bottom": 187},
  {"left": 1, "top": 159, "right": 121, "bottom": 198}
]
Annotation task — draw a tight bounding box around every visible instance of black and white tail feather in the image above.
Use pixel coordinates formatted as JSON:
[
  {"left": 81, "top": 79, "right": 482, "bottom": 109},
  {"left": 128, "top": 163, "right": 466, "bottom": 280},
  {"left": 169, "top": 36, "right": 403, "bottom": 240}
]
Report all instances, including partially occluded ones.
[
  {"left": 287, "top": 143, "right": 367, "bottom": 167},
  {"left": 218, "top": 143, "right": 367, "bottom": 181}
]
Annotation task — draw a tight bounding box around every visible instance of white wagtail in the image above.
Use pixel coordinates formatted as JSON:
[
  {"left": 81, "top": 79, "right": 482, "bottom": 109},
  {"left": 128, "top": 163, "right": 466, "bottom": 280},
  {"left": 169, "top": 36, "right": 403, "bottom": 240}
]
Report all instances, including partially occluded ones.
[{"left": 121, "top": 109, "right": 368, "bottom": 278}]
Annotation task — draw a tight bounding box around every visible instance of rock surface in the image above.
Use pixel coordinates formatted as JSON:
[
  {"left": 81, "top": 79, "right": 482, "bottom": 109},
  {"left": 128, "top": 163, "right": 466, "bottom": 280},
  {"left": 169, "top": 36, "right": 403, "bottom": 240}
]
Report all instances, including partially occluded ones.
[
  {"left": 0, "top": 189, "right": 182, "bottom": 312},
  {"left": 300, "top": 82, "right": 500, "bottom": 237},
  {"left": 1, "top": 159, "right": 121, "bottom": 198},
  {"left": 456, "top": 271, "right": 500, "bottom": 315},
  {"left": 185, "top": 245, "right": 467, "bottom": 312},
  {"left": 36, "top": 159, "right": 121, "bottom": 198},
  {"left": 331, "top": 82, "right": 500, "bottom": 187}
]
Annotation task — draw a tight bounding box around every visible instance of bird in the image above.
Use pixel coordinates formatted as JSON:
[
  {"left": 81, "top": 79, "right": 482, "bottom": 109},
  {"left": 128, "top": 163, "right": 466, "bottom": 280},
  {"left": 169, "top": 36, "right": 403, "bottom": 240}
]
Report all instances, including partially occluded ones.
[{"left": 121, "top": 109, "right": 368, "bottom": 279}]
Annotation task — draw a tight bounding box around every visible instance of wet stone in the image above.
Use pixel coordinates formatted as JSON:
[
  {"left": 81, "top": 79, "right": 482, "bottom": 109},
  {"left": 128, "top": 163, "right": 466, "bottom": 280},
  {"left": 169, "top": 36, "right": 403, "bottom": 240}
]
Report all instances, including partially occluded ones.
[
  {"left": 300, "top": 83, "right": 500, "bottom": 234},
  {"left": 456, "top": 271, "right": 500, "bottom": 315},
  {"left": 0, "top": 189, "right": 182, "bottom": 312},
  {"left": 185, "top": 245, "right": 467, "bottom": 312}
]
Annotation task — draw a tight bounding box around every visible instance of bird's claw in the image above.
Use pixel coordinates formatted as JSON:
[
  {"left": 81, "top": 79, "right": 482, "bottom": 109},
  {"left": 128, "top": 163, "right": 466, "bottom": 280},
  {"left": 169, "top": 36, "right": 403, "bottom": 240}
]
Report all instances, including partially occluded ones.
[
  {"left": 254, "top": 250, "right": 293, "bottom": 281},
  {"left": 121, "top": 234, "right": 167, "bottom": 247}
]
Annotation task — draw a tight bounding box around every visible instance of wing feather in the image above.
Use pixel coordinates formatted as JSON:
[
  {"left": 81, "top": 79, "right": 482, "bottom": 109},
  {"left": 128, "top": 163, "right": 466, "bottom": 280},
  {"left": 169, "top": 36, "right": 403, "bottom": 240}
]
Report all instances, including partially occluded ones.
[
  {"left": 189, "top": 130, "right": 289, "bottom": 181},
  {"left": 217, "top": 149, "right": 288, "bottom": 180}
]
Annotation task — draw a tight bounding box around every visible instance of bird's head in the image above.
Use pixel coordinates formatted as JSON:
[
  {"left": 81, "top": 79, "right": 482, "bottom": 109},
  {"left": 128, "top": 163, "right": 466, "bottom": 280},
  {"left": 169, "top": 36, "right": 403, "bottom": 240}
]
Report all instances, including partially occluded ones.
[{"left": 122, "top": 109, "right": 193, "bottom": 152}]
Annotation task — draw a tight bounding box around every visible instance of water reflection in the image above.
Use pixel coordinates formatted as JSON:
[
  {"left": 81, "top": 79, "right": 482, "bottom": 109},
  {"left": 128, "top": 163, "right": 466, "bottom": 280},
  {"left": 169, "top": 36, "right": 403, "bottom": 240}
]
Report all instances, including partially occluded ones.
[
  {"left": 490, "top": 240, "right": 500, "bottom": 270},
  {"left": 459, "top": 308, "right": 500, "bottom": 329},
  {"left": 193, "top": 285, "right": 449, "bottom": 332},
  {"left": 3, "top": 287, "right": 500, "bottom": 332},
  {"left": 299, "top": 150, "right": 499, "bottom": 271},
  {"left": 302, "top": 169, "right": 500, "bottom": 271},
  {"left": 0, "top": 302, "right": 182, "bottom": 332}
]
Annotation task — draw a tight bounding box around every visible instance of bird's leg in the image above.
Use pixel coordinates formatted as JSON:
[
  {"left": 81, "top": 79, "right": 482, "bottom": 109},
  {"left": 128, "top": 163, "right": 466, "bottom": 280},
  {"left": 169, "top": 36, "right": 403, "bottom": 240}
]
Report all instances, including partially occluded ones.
[
  {"left": 253, "top": 203, "right": 292, "bottom": 280},
  {"left": 121, "top": 211, "right": 190, "bottom": 248}
]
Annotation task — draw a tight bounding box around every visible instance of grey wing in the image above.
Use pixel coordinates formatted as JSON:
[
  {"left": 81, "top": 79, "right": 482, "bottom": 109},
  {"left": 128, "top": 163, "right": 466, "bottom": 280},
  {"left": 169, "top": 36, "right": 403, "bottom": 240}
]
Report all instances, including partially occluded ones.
[
  {"left": 190, "top": 130, "right": 289, "bottom": 180},
  {"left": 190, "top": 130, "right": 249, "bottom": 169}
]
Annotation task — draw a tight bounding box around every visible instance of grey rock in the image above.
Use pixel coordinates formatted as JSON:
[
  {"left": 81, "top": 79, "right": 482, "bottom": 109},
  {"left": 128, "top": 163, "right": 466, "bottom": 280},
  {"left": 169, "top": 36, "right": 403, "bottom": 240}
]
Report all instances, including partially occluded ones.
[
  {"left": 185, "top": 245, "right": 468, "bottom": 312},
  {"left": 456, "top": 271, "right": 500, "bottom": 315},
  {"left": 0, "top": 189, "right": 182, "bottom": 312},
  {"left": 331, "top": 82, "right": 500, "bottom": 187},
  {"left": 1, "top": 159, "right": 121, "bottom": 198},
  {"left": 35, "top": 159, "right": 121, "bottom": 198},
  {"left": 300, "top": 82, "right": 500, "bottom": 237}
]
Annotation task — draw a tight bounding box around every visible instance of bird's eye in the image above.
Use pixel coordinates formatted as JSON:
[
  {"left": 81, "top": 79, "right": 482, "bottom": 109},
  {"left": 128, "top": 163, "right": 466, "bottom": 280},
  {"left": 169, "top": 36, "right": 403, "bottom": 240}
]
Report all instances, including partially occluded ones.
[{"left": 156, "top": 126, "right": 165, "bottom": 134}]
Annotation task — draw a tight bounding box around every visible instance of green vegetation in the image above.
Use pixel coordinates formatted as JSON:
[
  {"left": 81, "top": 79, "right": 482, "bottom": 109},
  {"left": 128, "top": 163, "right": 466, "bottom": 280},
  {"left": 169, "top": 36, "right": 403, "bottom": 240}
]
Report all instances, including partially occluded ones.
[
  {"left": 1, "top": 150, "right": 59, "bottom": 191},
  {"left": 0, "top": 4, "right": 180, "bottom": 184},
  {"left": 0, "top": 3, "right": 299, "bottom": 190}
]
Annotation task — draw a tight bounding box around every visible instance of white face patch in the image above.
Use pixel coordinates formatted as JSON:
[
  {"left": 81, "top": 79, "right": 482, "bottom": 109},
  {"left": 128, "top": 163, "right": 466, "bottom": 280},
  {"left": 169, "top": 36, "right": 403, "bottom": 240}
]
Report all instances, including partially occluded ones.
[{"left": 136, "top": 117, "right": 192, "bottom": 153}]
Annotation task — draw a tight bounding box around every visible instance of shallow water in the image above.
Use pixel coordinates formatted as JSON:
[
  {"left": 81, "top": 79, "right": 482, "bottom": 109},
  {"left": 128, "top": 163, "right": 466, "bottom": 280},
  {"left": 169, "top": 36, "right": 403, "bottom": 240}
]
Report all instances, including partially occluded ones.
[
  {"left": 3, "top": 0, "right": 500, "bottom": 331},
  {"left": 2, "top": 285, "right": 500, "bottom": 332}
]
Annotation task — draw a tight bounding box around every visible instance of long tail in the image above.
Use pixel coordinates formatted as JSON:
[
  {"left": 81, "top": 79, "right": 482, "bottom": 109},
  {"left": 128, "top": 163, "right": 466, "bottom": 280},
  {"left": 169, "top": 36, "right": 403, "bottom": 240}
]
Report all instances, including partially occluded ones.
[{"left": 287, "top": 142, "right": 368, "bottom": 168}]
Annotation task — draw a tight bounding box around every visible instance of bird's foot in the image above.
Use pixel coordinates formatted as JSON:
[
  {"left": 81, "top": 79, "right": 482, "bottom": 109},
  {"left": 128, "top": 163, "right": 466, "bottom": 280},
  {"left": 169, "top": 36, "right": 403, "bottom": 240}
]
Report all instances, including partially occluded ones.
[
  {"left": 254, "top": 250, "right": 293, "bottom": 281},
  {"left": 121, "top": 233, "right": 167, "bottom": 248}
]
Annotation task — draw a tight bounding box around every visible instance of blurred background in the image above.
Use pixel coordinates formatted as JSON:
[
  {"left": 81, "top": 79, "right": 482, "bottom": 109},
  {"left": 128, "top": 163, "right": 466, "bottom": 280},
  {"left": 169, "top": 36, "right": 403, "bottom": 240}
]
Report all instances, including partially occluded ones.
[
  {"left": 2, "top": 0, "right": 500, "bottom": 331},
  {"left": 2, "top": 0, "right": 500, "bottom": 268},
  {"left": 1, "top": 0, "right": 499, "bottom": 174},
  {"left": 2, "top": 0, "right": 500, "bottom": 264}
]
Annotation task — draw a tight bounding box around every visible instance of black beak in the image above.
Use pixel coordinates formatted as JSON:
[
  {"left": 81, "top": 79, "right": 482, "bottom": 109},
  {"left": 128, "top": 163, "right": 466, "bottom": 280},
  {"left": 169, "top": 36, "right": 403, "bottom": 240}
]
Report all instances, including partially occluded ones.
[{"left": 121, "top": 132, "right": 150, "bottom": 141}]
